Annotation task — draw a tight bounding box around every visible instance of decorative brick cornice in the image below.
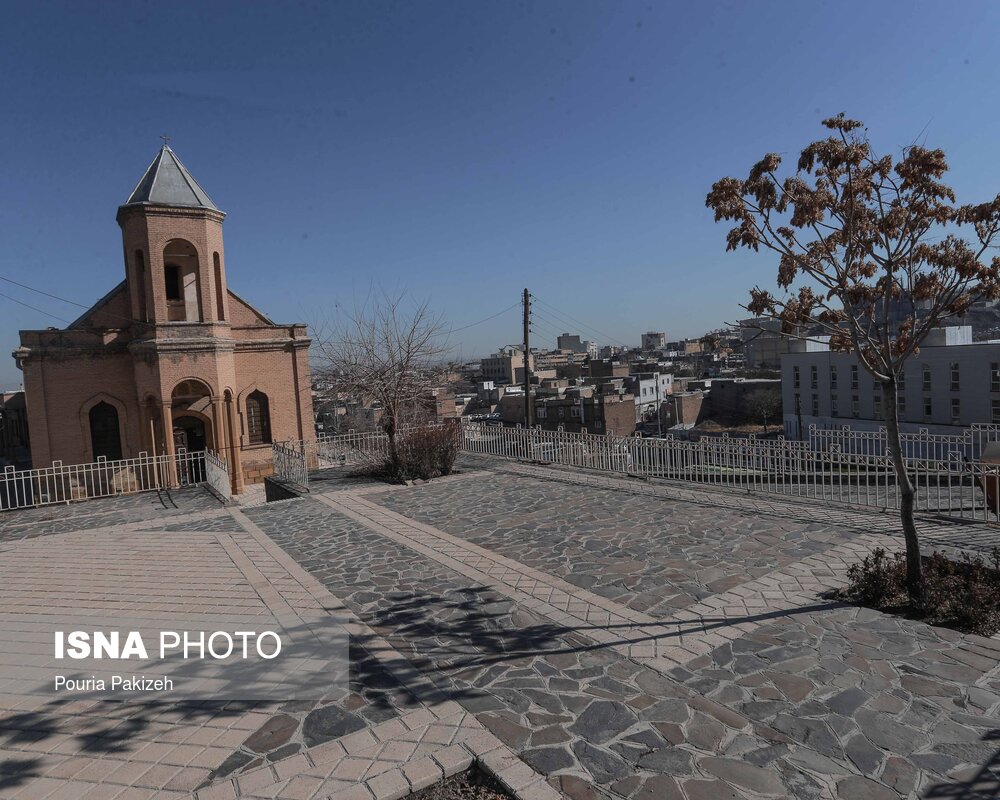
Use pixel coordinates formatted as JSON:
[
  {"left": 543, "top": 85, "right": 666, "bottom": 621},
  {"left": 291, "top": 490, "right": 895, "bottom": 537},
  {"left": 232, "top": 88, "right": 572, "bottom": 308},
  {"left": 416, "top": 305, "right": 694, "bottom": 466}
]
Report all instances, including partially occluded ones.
[
  {"left": 116, "top": 204, "right": 226, "bottom": 226},
  {"left": 128, "top": 338, "right": 237, "bottom": 356},
  {"left": 234, "top": 338, "right": 311, "bottom": 353}
]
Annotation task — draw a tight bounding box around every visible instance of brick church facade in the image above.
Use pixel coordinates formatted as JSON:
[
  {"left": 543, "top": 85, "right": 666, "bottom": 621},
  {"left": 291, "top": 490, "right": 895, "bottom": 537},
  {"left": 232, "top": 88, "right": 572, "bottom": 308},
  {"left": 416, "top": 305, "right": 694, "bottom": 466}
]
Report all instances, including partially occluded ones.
[{"left": 13, "top": 144, "right": 314, "bottom": 493}]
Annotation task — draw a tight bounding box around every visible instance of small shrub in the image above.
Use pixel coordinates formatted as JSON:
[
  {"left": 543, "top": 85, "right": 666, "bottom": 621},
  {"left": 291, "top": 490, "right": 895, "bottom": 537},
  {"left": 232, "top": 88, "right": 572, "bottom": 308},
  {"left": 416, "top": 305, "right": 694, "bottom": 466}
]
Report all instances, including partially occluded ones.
[
  {"left": 358, "top": 421, "right": 463, "bottom": 483},
  {"left": 840, "top": 546, "right": 1000, "bottom": 636},
  {"left": 842, "top": 548, "right": 907, "bottom": 608},
  {"left": 395, "top": 422, "right": 462, "bottom": 481}
]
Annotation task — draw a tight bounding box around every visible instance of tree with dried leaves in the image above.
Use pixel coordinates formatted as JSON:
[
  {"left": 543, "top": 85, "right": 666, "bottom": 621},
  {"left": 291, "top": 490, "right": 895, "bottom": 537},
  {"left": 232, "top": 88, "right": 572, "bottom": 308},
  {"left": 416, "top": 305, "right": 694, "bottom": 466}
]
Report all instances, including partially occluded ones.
[
  {"left": 707, "top": 114, "right": 1000, "bottom": 603},
  {"left": 312, "top": 290, "right": 452, "bottom": 481}
]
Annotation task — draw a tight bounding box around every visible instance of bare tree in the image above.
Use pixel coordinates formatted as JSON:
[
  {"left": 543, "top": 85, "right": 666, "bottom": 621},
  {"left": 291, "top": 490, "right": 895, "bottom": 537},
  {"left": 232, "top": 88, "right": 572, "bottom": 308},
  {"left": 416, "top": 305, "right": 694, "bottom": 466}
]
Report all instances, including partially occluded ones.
[
  {"left": 706, "top": 114, "right": 1000, "bottom": 603},
  {"left": 312, "top": 289, "right": 451, "bottom": 479},
  {"left": 743, "top": 388, "right": 782, "bottom": 432}
]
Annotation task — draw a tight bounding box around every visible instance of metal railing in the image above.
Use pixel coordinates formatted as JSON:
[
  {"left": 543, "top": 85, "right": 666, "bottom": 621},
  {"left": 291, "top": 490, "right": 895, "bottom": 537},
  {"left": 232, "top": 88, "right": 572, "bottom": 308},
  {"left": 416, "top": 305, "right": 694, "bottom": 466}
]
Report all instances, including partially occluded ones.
[
  {"left": 204, "top": 449, "right": 231, "bottom": 502},
  {"left": 271, "top": 440, "right": 310, "bottom": 489},
  {"left": 0, "top": 450, "right": 209, "bottom": 512},
  {"left": 313, "top": 423, "right": 448, "bottom": 467},
  {"left": 809, "top": 423, "right": 1000, "bottom": 462},
  {"left": 461, "top": 422, "right": 1000, "bottom": 523}
]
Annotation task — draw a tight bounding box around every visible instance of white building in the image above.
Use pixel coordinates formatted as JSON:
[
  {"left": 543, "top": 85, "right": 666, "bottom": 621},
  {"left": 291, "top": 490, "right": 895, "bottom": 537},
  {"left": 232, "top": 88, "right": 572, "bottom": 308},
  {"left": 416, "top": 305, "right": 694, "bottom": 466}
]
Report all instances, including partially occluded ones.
[
  {"left": 625, "top": 372, "right": 673, "bottom": 424},
  {"left": 780, "top": 326, "right": 1000, "bottom": 438}
]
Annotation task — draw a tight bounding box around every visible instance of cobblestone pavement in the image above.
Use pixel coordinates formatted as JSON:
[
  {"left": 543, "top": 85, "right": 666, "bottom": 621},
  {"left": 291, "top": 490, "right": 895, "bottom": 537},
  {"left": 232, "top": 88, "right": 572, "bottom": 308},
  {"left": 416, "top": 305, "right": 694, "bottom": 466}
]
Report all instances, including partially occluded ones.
[
  {"left": 2, "top": 461, "right": 1000, "bottom": 799},
  {"left": 254, "top": 460, "right": 1000, "bottom": 800},
  {"left": 0, "top": 485, "right": 225, "bottom": 542},
  {"left": 374, "top": 471, "right": 853, "bottom": 617}
]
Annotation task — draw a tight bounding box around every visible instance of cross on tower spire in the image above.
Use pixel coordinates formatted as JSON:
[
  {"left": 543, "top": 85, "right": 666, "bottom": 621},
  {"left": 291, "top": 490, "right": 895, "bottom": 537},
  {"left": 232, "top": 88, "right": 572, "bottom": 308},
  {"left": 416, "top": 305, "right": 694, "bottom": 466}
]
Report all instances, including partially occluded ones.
[{"left": 160, "top": 134, "right": 171, "bottom": 148}]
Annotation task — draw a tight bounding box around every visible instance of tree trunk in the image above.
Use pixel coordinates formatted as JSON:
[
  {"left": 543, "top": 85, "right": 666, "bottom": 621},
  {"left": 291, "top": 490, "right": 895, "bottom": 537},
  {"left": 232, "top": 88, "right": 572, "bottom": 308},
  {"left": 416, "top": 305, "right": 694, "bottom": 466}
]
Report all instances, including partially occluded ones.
[
  {"left": 385, "top": 413, "right": 403, "bottom": 482},
  {"left": 883, "top": 378, "right": 923, "bottom": 605}
]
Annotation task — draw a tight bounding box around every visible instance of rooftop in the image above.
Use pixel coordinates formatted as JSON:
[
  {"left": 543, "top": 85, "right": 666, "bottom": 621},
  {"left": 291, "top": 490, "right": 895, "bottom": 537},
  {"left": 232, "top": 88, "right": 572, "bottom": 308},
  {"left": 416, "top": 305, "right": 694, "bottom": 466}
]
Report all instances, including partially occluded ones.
[{"left": 123, "top": 144, "right": 221, "bottom": 212}]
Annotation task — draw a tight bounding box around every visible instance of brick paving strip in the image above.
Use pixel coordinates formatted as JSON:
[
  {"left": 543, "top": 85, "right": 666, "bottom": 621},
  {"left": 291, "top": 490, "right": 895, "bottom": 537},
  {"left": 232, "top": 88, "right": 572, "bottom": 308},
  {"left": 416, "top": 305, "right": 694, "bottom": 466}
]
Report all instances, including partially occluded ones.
[
  {"left": 200, "top": 507, "right": 562, "bottom": 800},
  {"left": 316, "top": 492, "right": 907, "bottom": 669},
  {"left": 0, "top": 511, "right": 557, "bottom": 800}
]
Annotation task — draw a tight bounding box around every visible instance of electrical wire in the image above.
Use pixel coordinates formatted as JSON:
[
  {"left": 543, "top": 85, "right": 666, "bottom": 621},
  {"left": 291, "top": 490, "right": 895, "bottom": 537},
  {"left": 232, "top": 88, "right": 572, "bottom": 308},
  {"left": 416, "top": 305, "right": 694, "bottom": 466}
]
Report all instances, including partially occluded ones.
[
  {"left": 0, "top": 290, "right": 72, "bottom": 324},
  {"left": 441, "top": 301, "right": 521, "bottom": 335},
  {"left": 529, "top": 318, "right": 570, "bottom": 347},
  {"left": 0, "top": 274, "right": 140, "bottom": 327},
  {"left": 531, "top": 294, "right": 632, "bottom": 349},
  {"left": 529, "top": 310, "right": 578, "bottom": 340},
  {"left": 530, "top": 310, "right": 601, "bottom": 349},
  {"left": 0, "top": 272, "right": 521, "bottom": 338}
]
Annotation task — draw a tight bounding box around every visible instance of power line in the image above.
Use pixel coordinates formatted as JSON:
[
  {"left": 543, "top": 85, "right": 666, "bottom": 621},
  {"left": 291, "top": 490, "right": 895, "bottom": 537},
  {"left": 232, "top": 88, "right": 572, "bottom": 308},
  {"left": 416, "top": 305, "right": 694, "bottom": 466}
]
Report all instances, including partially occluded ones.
[
  {"left": 0, "top": 274, "right": 94, "bottom": 310},
  {"left": 530, "top": 309, "right": 603, "bottom": 348},
  {"left": 531, "top": 295, "right": 632, "bottom": 349},
  {"left": 528, "top": 316, "right": 569, "bottom": 346},
  {"left": 0, "top": 274, "right": 140, "bottom": 327},
  {"left": 0, "top": 290, "right": 71, "bottom": 324},
  {"left": 529, "top": 310, "right": 577, "bottom": 341},
  {"left": 442, "top": 301, "right": 521, "bottom": 335}
]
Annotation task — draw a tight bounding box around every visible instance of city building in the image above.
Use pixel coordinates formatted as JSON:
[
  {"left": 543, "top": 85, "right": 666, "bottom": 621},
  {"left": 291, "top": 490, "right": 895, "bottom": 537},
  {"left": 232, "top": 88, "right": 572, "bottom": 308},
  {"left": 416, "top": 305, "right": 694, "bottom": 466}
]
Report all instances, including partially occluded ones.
[
  {"left": 555, "top": 333, "right": 598, "bottom": 358},
  {"left": 480, "top": 348, "right": 534, "bottom": 385},
  {"left": 12, "top": 144, "right": 314, "bottom": 491},
  {"left": 624, "top": 372, "right": 673, "bottom": 424},
  {"left": 532, "top": 348, "right": 586, "bottom": 373},
  {"left": 662, "top": 391, "right": 706, "bottom": 427},
  {"left": 641, "top": 331, "right": 667, "bottom": 351},
  {"left": 588, "top": 359, "right": 630, "bottom": 380},
  {"left": 534, "top": 383, "right": 636, "bottom": 436},
  {"left": 781, "top": 326, "right": 1000, "bottom": 438},
  {"left": 740, "top": 318, "right": 791, "bottom": 368},
  {"left": 556, "top": 333, "right": 585, "bottom": 353}
]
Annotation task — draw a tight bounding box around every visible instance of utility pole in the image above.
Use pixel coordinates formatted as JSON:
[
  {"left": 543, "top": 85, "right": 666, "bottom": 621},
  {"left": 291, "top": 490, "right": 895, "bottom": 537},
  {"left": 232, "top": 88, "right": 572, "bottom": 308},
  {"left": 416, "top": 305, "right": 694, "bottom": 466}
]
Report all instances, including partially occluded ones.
[{"left": 522, "top": 288, "right": 532, "bottom": 427}]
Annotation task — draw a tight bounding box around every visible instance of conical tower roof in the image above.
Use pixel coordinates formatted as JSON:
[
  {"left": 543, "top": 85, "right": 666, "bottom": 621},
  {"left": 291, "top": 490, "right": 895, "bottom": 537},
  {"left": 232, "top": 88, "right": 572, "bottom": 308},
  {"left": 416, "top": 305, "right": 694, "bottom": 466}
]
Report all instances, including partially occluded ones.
[{"left": 123, "top": 145, "right": 220, "bottom": 211}]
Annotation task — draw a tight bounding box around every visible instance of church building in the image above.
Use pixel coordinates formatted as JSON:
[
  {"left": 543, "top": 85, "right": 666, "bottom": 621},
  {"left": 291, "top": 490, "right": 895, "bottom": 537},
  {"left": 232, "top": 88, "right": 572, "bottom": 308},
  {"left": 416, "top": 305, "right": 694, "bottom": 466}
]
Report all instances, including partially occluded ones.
[{"left": 13, "top": 143, "right": 314, "bottom": 493}]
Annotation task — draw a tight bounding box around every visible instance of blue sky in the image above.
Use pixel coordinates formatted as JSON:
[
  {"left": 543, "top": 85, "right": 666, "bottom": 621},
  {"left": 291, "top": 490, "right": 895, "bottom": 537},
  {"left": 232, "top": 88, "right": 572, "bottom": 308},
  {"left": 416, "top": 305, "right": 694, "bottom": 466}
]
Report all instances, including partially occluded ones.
[{"left": 2, "top": 0, "right": 1000, "bottom": 388}]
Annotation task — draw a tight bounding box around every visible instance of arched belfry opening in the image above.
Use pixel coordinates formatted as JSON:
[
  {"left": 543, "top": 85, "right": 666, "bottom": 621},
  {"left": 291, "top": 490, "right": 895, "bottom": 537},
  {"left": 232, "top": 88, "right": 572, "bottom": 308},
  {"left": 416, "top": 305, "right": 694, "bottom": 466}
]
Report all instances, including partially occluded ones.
[{"left": 163, "top": 239, "right": 202, "bottom": 322}]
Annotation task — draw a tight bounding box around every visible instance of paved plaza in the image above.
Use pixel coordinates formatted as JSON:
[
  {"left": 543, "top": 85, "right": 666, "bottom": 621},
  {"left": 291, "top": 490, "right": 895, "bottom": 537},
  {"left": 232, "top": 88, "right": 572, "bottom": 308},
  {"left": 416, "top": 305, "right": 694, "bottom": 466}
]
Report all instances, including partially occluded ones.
[{"left": 1, "top": 458, "right": 999, "bottom": 799}]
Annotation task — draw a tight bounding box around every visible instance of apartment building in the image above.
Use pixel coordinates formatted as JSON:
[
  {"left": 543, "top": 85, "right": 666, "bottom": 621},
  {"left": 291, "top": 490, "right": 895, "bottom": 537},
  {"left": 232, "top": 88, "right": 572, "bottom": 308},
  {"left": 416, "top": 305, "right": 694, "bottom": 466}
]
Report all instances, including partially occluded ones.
[
  {"left": 624, "top": 372, "right": 673, "bottom": 423},
  {"left": 781, "top": 326, "right": 1000, "bottom": 437},
  {"left": 740, "top": 318, "right": 791, "bottom": 369},
  {"left": 480, "top": 349, "right": 534, "bottom": 385},
  {"left": 641, "top": 331, "right": 667, "bottom": 351},
  {"left": 534, "top": 383, "right": 636, "bottom": 436}
]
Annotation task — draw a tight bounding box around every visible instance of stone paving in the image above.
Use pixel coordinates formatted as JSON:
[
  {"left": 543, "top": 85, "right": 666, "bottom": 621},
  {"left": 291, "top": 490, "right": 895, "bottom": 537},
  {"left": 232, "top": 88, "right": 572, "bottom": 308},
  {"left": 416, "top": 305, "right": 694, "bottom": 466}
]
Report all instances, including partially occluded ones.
[
  {"left": 374, "top": 471, "right": 848, "bottom": 618},
  {"left": 0, "top": 486, "right": 224, "bottom": 542},
  {"left": 1, "top": 458, "right": 999, "bottom": 799},
  {"left": 0, "top": 489, "right": 554, "bottom": 800}
]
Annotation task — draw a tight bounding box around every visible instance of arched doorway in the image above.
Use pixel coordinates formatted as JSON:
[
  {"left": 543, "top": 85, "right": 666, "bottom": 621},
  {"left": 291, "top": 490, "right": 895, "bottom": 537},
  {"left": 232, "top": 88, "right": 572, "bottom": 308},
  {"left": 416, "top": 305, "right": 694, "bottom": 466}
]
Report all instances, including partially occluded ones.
[
  {"left": 173, "top": 415, "right": 207, "bottom": 453},
  {"left": 89, "top": 402, "right": 123, "bottom": 461},
  {"left": 170, "top": 380, "right": 215, "bottom": 451}
]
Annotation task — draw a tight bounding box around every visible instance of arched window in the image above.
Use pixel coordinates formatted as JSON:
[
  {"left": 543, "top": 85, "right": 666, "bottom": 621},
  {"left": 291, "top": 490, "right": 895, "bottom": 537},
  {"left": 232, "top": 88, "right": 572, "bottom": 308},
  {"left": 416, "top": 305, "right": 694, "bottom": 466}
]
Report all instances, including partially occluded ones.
[
  {"left": 134, "top": 250, "right": 148, "bottom": 321},
  {"left": 245, "top": 391, "right": 271, "bottom": 445},
  {"left": 213, "top": 252, "right": 226, "bottom": 321},
  {"left": 89, "top": 402, "right": 123, "bottom": 461}
]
